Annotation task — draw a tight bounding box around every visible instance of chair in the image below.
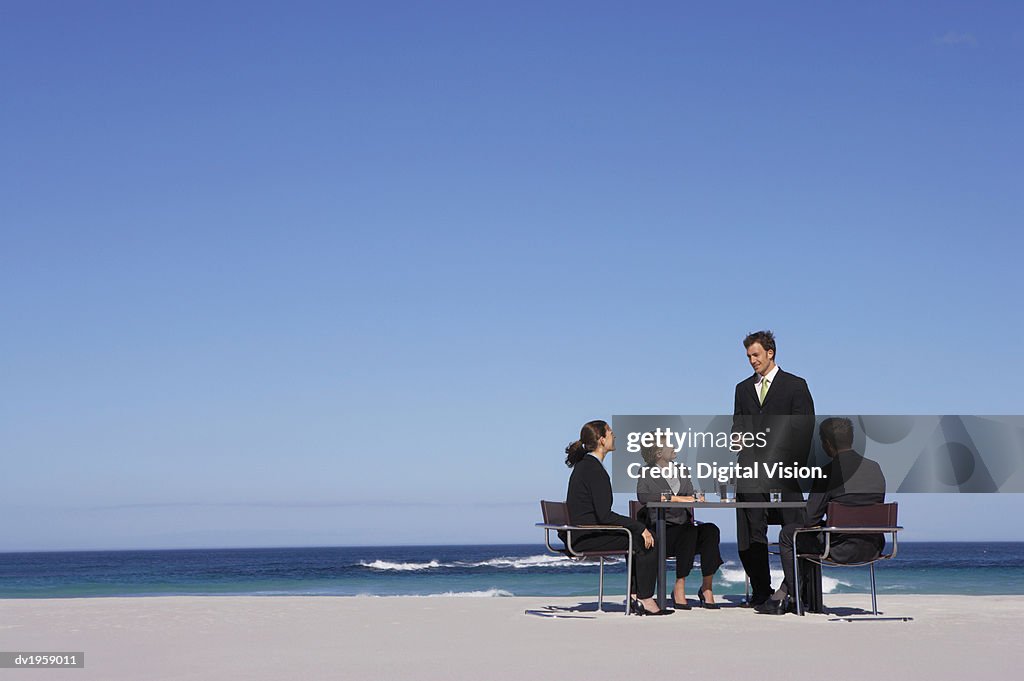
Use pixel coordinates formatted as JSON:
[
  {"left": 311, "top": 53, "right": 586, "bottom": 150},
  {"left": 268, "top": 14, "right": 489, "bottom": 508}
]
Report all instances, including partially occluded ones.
[
  {"left": 792, "top": 502, "right": 903, "bottom": 617},
  {"left": 537, "top": 500, "right": 635, "bottom": 615}
]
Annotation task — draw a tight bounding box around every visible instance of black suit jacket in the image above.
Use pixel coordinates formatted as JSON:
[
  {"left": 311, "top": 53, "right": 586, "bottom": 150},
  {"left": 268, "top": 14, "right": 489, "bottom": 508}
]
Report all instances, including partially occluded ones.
[
  {"left": 564, "top": 455, "right": 645, "bottom": 541},
  {"left": 804, "top": 449, "right": 887, "bottom": 562},
  {"left": 731, "top": 368, "right": 814, "bottom": 550},
  {"left": 733, "top": 368, "right": 815, "bottom": 419},
  {"left": 732, "top": 368, "right": 815, "bottom": 493}
]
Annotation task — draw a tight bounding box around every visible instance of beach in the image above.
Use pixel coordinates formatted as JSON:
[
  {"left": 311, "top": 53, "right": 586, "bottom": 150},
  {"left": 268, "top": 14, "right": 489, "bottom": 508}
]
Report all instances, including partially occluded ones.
[{"left": 3, "top": 595, "right": 1022, "bottom": 680}]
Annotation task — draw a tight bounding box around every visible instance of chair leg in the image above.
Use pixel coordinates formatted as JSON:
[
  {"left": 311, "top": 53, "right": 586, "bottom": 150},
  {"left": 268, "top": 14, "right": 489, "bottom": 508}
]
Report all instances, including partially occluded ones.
[
  {"left": 598, "top": 556, "right": 605, "bottom": 613},
  {"left": 625, "top": 544, "right": 633, "bottom": 616},
  {"left": 794, "top": 549, "right": 803, "bottom": 616},
  {"left": 869, "top": 562, "right": 878, "bottom": 615}
]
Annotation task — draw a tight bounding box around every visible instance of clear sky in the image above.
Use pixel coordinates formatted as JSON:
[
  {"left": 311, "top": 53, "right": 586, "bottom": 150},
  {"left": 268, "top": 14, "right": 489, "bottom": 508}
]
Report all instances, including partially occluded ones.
[{"left": 2, "top": 1, "right": 1022, "bottom": 550}]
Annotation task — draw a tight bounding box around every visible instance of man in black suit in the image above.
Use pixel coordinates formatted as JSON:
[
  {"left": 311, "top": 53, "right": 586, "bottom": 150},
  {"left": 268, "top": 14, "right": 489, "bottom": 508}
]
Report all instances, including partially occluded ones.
[
  {"left": 756, "top": 417, "right": 886, "bottom": 614},
  {"left": 732, "top": 330, "right": 815, "bottom": 607}
]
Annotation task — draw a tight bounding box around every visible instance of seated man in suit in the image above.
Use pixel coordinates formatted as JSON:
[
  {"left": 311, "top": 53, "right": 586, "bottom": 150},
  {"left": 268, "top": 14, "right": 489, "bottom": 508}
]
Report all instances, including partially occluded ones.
[{"left": 756, "top": 417, "right": 886, "bottom": 615}]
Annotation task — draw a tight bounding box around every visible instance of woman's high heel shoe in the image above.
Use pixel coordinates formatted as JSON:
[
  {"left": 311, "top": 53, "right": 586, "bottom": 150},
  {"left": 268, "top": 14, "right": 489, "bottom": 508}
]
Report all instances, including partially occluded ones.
[
  {"left": 698, "top": 588, "right": 720, "bottom": 610},
  {"left": 632, "top": 599, "right": 675, "bottom": 616}
]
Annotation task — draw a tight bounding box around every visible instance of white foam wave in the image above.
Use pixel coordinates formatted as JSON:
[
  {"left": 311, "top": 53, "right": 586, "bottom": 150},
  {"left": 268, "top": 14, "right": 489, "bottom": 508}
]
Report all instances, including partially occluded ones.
[
  {"left": 359, "top": 559, "right": 442, "bottom": 571},
  {"left": 359, "top": 554, "right": 607, "bottom": 571},
  {"left": 819, "top": 575, "right": 848, "bottom": 594},
  {"left": 719, "top": 567, "right": 749, "bottom": 585},
  {"left": 718, "top": 567, "right": 850, "bottom": 594},
  {"left": 352, "top": 590, "right": 515, "bottom": 598},
  {"left": 468, "top": 555, "right": 578, "bottom": 569},
  {"left": 424, "top": 589, "right": 515, "bottom": 598}
]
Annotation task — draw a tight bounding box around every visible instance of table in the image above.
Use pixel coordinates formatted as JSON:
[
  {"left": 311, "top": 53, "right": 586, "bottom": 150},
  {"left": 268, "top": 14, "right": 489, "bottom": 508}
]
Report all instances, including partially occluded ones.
[{"left": 645, "top": 501, "right": 821, "bottom": 611}]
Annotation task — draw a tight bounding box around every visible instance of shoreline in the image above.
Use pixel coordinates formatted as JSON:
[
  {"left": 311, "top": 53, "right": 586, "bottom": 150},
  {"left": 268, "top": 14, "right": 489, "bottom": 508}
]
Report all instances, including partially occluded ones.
[{"left": 3, "top": 595, "right": 1022, "bottom": 680}]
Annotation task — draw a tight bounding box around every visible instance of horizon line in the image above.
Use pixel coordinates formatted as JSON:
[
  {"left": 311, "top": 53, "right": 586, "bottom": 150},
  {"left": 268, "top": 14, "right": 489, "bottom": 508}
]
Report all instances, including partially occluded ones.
[{"left": 3, "top": 539, "right": 1023, "bottom": 555}]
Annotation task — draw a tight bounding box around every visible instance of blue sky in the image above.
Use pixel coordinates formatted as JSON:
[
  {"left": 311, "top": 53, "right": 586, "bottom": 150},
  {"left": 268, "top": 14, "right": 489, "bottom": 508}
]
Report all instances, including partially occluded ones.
[{"left": 2, "top": 1, "right": 1022, "bottom": 550}]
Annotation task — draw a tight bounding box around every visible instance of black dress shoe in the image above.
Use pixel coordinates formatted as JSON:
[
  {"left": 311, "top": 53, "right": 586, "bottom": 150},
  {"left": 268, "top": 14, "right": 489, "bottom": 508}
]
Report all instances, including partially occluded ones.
[
  {"left": 741, "top": 595, "right": 771, "bottom": 608},
  {"left": 754, "top": 597, "right": 789, "bottom": 615}
]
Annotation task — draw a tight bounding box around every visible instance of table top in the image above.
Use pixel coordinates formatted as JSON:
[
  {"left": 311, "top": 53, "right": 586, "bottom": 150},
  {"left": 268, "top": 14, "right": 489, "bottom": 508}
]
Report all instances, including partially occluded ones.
[{"left": 646, "top": 501, "right": 807, "bottom": 509}]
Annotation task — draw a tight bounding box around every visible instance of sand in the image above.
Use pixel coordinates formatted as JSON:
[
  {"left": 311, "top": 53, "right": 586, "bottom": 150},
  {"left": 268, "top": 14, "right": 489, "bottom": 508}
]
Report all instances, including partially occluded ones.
[{"left": 2, "top": 595, "right": 1022, "bottom": 680}]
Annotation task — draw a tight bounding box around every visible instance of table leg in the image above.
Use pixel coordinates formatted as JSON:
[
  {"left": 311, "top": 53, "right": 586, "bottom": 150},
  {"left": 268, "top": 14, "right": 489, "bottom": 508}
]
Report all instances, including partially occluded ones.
[{"left": 657, "top": 508, "right": 666, "bottom": 610}]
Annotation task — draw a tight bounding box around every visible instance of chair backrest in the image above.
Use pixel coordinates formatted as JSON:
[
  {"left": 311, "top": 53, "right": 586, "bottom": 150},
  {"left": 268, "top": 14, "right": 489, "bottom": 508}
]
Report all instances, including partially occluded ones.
[
  {"left": 541, "top": 500, "right": 570, "bottom": 525},
  {"left": 827, "top": 502, "right": 898, "bottom": 527},
  {"left": 629, "top": 500, "right": 643, "bottom": 521}
]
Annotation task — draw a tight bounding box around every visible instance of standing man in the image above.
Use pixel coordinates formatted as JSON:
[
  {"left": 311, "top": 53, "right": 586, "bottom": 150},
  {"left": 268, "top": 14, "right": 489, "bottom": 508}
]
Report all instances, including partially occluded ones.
[{"left": 732, "top": 330, "right": 815, "bottom": 607}]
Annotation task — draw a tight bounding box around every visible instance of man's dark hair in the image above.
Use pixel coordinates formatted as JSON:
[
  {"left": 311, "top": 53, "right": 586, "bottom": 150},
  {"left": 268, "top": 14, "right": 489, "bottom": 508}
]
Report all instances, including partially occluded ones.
[
  {"left": 743, "top": 330, "right": 776, "bottom": 355},
  {"left": 819, "top": 417, "right": 855, "bottom": 452}
]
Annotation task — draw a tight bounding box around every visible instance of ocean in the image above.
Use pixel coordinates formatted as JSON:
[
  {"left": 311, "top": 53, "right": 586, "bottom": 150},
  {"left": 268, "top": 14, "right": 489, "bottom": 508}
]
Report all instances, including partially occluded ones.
[{"left": 1, "top": 543, "right": 1022, "bottom": 598}]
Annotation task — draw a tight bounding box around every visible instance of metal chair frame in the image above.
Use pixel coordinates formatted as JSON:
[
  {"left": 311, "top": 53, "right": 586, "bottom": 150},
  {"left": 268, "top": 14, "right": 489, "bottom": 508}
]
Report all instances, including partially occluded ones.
[
  {"left": 537, "top": 500, "right": 635, "bottom": 616},
  {"left": 792, "top": 502, "right": 903, "bottom": 617}
]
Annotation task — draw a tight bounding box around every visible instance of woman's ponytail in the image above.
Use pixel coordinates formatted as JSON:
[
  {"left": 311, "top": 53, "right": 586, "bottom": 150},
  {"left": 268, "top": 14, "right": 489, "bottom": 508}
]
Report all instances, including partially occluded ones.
[
  {"left": 564, "top": 440, "right": 587, "bottom": 467},
  {"left": 563, "top": 420, "right": 609, "bottom": 467}
]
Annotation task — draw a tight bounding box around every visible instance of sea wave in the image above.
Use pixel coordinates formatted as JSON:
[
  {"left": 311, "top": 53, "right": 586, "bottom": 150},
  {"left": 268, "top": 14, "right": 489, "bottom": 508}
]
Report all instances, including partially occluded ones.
[
  {"left": 359, "top": 559, "right": 443, "bottom": 571},
  {"left": 466, "top": 555, "right": 608, "bottom": 569},
  {"left": 424, "top": 589, "right": 515, "bottom": 598},
  {"left": 356, "top": 556, "right": 861, "bottom": 593},
  {"left": 352, "top": 590, "right": 516, "bottom": 598},
  {"left": 361, "top": 554, "right": 728, "bottom": 572},
  {"left": 359, "top": 554, "right": 609, "bottom": 571},
  {"left": 719, "top": 567, "right": 850, "bottom": 594}
]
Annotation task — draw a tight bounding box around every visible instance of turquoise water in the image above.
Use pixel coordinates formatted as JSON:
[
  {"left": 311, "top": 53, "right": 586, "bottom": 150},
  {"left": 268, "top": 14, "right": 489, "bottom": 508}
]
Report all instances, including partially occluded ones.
[{"left": 1, "top": 543, "right": 1022, "bottom": 598}]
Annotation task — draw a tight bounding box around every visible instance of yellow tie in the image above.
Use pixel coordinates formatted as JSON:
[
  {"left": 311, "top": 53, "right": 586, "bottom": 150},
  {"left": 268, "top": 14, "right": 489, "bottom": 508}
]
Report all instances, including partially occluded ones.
[{"left": 759, "top": 377, "right": 769, "bottom": 405}]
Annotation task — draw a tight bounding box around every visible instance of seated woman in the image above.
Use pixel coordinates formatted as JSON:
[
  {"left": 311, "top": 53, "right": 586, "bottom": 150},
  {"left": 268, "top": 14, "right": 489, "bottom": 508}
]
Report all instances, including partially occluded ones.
[
  {"left": 636, "top": 440, "right": 724, "bottom": 609},
  {"left": 563, "top": 420, "right": 670, "bottom": 615}
]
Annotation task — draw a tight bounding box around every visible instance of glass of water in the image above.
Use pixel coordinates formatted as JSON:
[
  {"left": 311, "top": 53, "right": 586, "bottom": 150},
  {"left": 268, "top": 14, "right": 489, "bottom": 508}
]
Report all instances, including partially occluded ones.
[{"left": 770, "top": 488, "right": 783, "bottom": 503}]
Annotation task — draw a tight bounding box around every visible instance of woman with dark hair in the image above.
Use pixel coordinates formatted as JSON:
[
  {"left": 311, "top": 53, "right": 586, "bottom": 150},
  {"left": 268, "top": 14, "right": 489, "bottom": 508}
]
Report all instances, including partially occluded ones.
[
  {"left": 636, "top": 440, "right": 724, "bottom": 609},
  {"left": 563, "top": 420, "right": 670, "bottom": 615}
]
